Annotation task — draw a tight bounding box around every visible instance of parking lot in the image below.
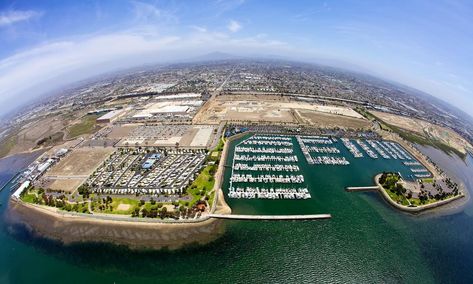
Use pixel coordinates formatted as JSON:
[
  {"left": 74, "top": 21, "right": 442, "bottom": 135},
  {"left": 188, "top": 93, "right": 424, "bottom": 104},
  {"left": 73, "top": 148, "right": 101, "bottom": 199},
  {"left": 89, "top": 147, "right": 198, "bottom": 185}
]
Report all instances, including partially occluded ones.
[{"left": 86, "top": 147, "right": 206, "bottom": 195}]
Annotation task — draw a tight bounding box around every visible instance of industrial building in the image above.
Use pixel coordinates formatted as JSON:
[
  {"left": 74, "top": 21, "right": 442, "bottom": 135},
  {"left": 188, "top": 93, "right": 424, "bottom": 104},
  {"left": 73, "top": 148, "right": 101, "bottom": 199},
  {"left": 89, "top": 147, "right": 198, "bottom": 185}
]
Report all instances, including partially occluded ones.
[{"left": 96, "top": 109, "right": 124, "bottom": 123}]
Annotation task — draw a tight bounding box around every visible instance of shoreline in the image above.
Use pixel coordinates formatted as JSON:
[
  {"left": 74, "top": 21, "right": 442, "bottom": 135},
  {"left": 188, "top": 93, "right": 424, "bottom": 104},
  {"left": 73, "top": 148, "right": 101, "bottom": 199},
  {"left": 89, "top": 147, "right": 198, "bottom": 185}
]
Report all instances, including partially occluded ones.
[
  {"left": 7, "top": 129, "right": 469, "bottom": 249},
  {"left": 6, "top": 133, "right": 235, "bottom": 250},
  {"left": 0, "top": 146, "right": 51, "bottom": 162},
  {"left": 373, "top": 173, "right": 468, "bottom": 214},
  {"left": 8, "top": 190, "right": 231, "bottom": 249}
]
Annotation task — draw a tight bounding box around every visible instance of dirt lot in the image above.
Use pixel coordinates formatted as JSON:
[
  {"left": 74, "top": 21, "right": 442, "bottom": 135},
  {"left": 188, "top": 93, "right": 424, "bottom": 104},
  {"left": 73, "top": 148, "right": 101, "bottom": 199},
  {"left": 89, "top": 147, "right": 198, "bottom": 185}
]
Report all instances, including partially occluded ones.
[
  {"left": 194, "top": 95, "right": 365, "bottom": 126},
  {"left": 297, "top": 110, "right": 371, "bottom": 129},
  {"left": 41, "top": 178, "right": 84, "bottom": 193},
  {"left": 372, "top": 111, "right": 472, "bottom": 153},
  {"left": 47, "top": 147, "right": 115, "bottom": 176},
  {"left": 106, "top": 124, "right": 138, "bottom": 139},
  {"left": 42, "top": 147, "right": 115, "bottom": 192},
  {"left": 7, "top": 115, "right": 67, "bottom": 155}
]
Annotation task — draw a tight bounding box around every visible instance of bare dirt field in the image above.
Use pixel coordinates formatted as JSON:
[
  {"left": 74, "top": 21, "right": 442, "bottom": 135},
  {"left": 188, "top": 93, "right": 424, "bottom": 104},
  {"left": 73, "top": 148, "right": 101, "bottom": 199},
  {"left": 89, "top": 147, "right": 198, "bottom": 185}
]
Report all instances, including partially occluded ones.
[
  {"left": 194, "top": 95, "right": 365, "bottom": 127},
  {"left": 47, "top": 147, "right": 115, "bottom": 176},
  {"left": 372, "top": 111, "right": 472, "bottom": 153},
  {"left": 106, "top": 124, "right": 138, "bottom": 139},
  {"left": 117, "top": 204, "right": 131, "bottom": 211},
  {"left": 9, "top": 116, "right": 67, "bottom": 154},
  {"left": 297, "top": 110, "right": 371, "bottom": 129},
  {"left": 41, "top": 178, "right": 84, "bottom": 192}
]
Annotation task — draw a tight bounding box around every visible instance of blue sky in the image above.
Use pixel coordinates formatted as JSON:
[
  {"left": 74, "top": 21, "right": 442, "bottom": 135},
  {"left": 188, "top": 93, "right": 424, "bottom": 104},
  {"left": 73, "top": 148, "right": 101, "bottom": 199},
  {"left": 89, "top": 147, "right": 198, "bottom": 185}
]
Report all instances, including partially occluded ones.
[{"left": 0, "top": 0, "right": 472, "bottom": 116}]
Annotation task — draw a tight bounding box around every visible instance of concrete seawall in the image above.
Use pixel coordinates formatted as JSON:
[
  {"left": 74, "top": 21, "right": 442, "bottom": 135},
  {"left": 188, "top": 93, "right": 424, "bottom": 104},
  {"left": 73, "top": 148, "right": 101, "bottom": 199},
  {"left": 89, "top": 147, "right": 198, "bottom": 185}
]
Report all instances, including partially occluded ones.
[{"left": 209, "top": 214, "right": 331, "bottom": 220}]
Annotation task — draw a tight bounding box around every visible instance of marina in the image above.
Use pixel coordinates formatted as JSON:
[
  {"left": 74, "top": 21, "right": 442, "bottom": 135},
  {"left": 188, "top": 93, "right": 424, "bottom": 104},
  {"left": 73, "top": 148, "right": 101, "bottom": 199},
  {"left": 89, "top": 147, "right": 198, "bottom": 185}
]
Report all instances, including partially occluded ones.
[
  {"left": 224, "top": 133, "right": 437, "bottom": 214},
  {"left": 230, "top": 174, "right": 304, "bottom": 183},
  {"left": 341, "top": 138, "right": 363, "bottom": 158},
  {"left": 228, "top": 187, "right": 311, "bottom": 199},
  {"left": 356, "top": 139, "right": 378, "bottom": 159},
  {"left": 234, "top": 154, "right": 298, "bottom": 162},
  {"left": 234, "top": 146, "right": 293, "bottom": 154},
  {"left": 233, "top": 163, "right": 299, "bottom": 172},
  {"left": 367, "top": 140, "right": 390, "bottom": 159},
  {"left": 228, "top": 134, "right": 308, "bottom": 200}
]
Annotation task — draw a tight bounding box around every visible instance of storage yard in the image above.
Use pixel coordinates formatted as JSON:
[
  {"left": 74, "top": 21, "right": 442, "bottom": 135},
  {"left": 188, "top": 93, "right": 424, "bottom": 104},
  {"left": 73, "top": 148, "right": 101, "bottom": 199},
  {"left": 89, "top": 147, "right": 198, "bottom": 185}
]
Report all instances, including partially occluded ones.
[{"left": 115, "top": 125, "right": 215, "bottom": 148}]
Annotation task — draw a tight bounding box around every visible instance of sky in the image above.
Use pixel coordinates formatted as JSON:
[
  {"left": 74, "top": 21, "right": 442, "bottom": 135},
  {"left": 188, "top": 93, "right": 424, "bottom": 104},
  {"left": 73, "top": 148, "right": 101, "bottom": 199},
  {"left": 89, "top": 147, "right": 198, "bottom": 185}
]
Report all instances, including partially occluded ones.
[{"left": 0, "top": 0, "right": 472, "bottom": 116}]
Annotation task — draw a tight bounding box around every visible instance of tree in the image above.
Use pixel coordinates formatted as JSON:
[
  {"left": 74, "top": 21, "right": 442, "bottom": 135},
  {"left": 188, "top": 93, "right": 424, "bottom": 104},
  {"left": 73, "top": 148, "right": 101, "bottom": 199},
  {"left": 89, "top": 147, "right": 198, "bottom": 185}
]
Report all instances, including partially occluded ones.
[{"left": 159, "top": 206, "right": 167, "bottom": 219}]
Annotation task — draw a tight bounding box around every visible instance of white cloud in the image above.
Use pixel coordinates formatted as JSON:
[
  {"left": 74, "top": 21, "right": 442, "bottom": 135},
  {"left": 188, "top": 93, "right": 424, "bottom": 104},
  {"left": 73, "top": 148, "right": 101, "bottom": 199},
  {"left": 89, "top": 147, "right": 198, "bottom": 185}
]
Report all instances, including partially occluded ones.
[
  {"left": 227, "top": 20, "right": 242, "bottom": 32},
  {"left": 131, "top": 1, "right": 178, "bottom": 25},
  {"left": 190, "top": 25, "right": 207, "bottom": 32},
  {"left": 0, "top": 10, "right": 42, "bottom": 26},
  {"left": 132, "top": 1, "right": 161, "bottom": 19},
  {"left": 0, "top": 27, "right": 289, "bottom": 112}
]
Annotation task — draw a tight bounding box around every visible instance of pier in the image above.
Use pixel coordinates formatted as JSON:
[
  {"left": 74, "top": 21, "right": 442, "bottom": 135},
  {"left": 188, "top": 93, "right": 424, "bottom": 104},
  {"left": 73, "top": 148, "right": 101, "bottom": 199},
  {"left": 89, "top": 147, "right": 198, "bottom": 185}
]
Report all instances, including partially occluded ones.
[
  {"left": 208, "top": 213, "right": 332, "bottom": 220},
  {"left": 345, "top": 186, "right": 379, "bottom": 192}
]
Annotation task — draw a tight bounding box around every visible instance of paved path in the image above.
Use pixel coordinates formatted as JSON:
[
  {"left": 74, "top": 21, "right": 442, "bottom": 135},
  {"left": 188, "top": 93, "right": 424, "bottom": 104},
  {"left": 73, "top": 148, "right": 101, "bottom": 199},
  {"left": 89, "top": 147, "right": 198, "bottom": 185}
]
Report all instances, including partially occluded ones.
[{"left": 208, "top": 213, "right": 331, "bottom": 220}]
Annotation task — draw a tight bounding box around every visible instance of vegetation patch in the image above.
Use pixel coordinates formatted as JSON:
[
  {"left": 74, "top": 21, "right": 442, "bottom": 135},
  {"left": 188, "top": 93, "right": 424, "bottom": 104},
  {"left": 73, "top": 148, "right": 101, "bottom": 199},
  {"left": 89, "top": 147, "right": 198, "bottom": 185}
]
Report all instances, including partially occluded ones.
[
  {"left": 67, "top": 114, "right": 101, "bottom": 138},
  {"left": 356, "top": 108, "right": 465, "bottom": 158},
  {"left": 186, "top": 164, "right": 217, "bottom": 206},
  {"left": 36, "top": 131, "right": 64, "bottom": 147}
]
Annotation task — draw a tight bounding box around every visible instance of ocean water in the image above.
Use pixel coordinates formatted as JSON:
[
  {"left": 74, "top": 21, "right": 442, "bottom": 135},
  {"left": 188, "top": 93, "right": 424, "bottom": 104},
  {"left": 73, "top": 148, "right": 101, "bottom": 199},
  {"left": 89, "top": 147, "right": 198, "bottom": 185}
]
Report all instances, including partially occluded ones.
[{"left": 0, "top": 145, "right": 472, "bottom": 283}]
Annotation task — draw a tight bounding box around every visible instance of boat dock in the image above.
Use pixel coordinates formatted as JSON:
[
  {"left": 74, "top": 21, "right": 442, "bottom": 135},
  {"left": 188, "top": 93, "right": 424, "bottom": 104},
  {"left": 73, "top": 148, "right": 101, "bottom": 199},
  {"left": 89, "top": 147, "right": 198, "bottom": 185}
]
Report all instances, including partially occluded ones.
[
  {"left": 208, "top": 213, "right": 332, "bottom": 220},
  {"left": 345, "top": 186, "right": 379, "bottom": 192}
]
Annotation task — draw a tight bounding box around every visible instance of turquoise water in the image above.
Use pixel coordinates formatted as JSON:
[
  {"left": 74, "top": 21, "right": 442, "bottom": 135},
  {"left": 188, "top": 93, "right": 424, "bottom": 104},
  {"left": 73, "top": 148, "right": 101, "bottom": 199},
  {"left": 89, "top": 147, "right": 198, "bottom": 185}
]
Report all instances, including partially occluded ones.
[
  {"left": 0, "top": 145, "right": 472, "bottom": 283},
  {"left": 224, "top": 135, "right": 426, "bottom": 215}
]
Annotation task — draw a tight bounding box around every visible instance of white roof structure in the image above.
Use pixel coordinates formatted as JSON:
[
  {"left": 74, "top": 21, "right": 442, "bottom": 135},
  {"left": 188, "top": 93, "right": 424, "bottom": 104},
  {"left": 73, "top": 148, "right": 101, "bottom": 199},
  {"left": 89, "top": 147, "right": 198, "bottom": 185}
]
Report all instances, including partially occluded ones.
[
  {"left": 132, "top": 113, "right": 153, "bottom": 119},
  {"left": 155, "top": 93, "right": 201, "bottom": 100},
  {"left": 150, "top": 105, "right": 189, "bottom": 114},
  {"left": 97, "top": 109, "right": 123, "bottom": 121},
  {"left": 12, "top": 181, "right": 30, "bottom": 199}
]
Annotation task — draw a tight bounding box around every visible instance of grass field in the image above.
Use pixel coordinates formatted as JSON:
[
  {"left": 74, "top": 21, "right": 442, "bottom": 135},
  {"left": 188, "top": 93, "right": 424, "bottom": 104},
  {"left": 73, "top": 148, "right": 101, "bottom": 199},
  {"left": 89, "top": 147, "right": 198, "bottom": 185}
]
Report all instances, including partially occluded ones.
[
  {"left": 91, "top": 197, "right": 140, "bottom": 215},
  {"left": 67, "top": 114, "right": 100, "bottom": 138},
  {"left": 185, "top": 164, "right": 217, "bottom": 206}
]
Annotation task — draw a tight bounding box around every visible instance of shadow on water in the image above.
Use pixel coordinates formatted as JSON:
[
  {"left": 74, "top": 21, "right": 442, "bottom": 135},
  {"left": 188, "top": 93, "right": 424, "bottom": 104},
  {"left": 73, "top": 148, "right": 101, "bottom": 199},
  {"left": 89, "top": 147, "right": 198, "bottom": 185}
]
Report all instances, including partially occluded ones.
[
  {"left": 1, "top": 146, "right": 473, "bottom": 283},
  {"left": 3, "top": 215, "right": 263, "bottom": 280}
]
